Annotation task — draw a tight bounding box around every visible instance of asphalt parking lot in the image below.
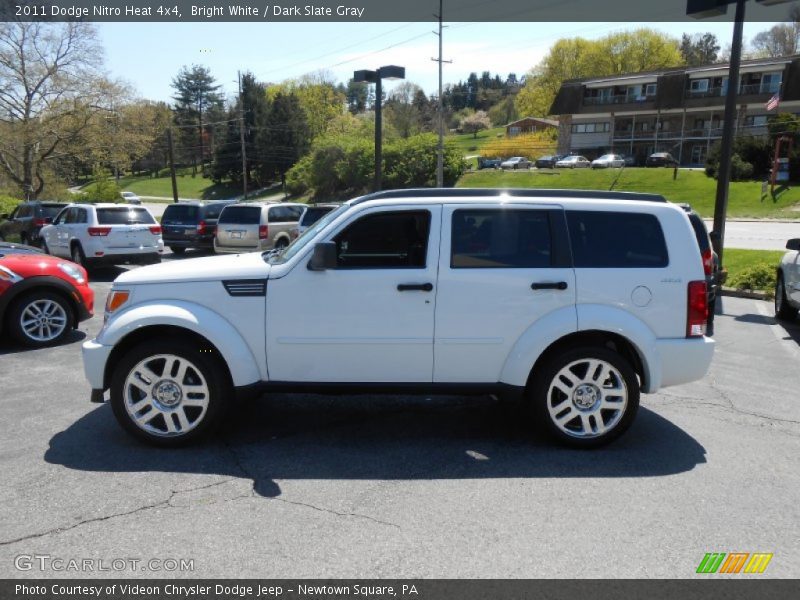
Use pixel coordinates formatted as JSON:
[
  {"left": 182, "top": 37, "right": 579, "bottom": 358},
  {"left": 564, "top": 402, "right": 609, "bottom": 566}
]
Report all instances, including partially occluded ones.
[{"left": 1, "top": 250, "right": 799, "bottom": 578}]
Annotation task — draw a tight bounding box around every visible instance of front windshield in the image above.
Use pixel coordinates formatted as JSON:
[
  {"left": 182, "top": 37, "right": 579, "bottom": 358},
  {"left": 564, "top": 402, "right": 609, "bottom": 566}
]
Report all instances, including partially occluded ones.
[{"left": 265, "top": 203, "right": 350, "bottom": 264}]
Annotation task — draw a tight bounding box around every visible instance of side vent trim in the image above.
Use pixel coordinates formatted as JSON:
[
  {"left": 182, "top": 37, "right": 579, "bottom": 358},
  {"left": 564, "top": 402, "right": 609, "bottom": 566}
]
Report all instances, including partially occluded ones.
[{"left": 222, "top": 280, "right": 267, "bottom": 297}]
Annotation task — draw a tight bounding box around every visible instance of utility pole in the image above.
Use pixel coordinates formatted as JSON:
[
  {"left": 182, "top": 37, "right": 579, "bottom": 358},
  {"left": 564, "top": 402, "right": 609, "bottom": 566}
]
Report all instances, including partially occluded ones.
[
  {"left": 711, "top": 0, "right": 746, "bottom": 266},
  {"left": 166, "top": 127, "right": 179, "bottom": 203},
  {"left": 238, "top": 71, "right": 248, "bottom": 200},
  {"left": 375, "top": 76, "right": 383, "bottom": 191},
  {"left": 432, "top": 0, "right": 451, "bottom": 188}
]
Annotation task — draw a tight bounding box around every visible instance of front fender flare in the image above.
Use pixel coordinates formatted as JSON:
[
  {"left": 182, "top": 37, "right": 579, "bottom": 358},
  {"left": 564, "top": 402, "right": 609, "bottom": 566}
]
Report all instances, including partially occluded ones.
[{"left": 98, "top": 301, "right": 262, "bottom": 387}]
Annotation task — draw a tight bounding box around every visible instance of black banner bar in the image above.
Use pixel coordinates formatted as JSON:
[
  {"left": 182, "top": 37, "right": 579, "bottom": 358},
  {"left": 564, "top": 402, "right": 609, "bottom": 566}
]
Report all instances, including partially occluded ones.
[
  {"left": 1, "top": 0, "right": 797, "bottom": 22},
  {"left": 2, "top": 580, "right": 800, "bottom": 600}
]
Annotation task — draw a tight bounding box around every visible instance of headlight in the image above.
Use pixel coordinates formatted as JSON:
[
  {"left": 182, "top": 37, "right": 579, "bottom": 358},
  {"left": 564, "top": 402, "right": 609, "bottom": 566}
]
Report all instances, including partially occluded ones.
[
  {"left": 105, "top": 290, "right": 131, "bottom": 315},
  {"left": 57, "top": 262, "right": 86, "bottom": 284}
]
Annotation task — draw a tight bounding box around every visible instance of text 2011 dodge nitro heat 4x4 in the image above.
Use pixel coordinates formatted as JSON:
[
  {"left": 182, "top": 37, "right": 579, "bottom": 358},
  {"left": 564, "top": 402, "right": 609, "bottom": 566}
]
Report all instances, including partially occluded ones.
[{"left": 82, "top": 189, "right": 714, "bottom": 448}]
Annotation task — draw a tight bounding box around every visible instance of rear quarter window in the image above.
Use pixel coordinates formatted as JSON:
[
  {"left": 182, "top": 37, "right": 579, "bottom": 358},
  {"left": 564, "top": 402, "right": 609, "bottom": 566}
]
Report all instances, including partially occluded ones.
[{"left": 566, "top": 210, "right": 668, "bottom": 268}]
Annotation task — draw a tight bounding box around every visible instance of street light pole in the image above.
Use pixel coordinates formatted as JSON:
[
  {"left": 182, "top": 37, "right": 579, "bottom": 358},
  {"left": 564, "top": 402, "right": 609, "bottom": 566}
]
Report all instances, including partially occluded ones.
[
  {"left": 711, "top": 0, "right": 746, "bottom": 266},
  {"left": 375, "top": 76, "right": 383, "bottom": 191},
  {"left": 354, "top": 65, "right": 405, "bottom": 193}
]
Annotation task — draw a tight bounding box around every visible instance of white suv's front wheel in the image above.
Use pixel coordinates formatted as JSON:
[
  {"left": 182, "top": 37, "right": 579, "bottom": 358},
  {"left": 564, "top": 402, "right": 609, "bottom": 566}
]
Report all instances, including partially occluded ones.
[
  {"left": 110, "top": 339, "right": 230, "bottom": 446},
  {"left": 530, "top": 346, "right": 639, "bottom": 448}
]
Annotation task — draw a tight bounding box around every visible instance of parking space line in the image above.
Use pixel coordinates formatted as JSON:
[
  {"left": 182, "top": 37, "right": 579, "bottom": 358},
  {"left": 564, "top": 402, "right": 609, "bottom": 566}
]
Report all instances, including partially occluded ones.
[{"left": 755, "top": 300, "right": 800, "bottom": 360}]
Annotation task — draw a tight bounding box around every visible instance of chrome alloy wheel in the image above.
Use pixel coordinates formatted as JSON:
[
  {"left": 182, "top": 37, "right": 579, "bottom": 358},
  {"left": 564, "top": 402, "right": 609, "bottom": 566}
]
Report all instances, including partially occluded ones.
[
  {"left": 546, "top": 358, "right": 628, "bottom": 439},
  {"left": 19, "top": 298, "right": 68, "bottom": 343},
  {"left": 123, "top": 354, "right": 210, "bottom": 437}
]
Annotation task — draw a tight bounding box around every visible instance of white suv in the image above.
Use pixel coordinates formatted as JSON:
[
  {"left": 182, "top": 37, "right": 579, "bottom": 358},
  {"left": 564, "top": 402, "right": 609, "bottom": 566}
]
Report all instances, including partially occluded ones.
[
  {"left": 82, "top": 189, "right": 714, "bottom": 448},
  {"left": 41, "top": 204, "right": 163, "bottom": 268},
  {"left": 775, "top": 237, "right": 800, "bottom": 321}
]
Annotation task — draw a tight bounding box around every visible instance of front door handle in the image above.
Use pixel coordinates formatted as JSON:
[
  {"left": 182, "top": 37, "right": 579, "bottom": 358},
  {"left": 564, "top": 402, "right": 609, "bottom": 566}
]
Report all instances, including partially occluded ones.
[
  {"left": 531, "top": 281, "right": 568, "bottom": 291},
  {"left": 397, "top": 283, "right": 434, "bottom": 292}
]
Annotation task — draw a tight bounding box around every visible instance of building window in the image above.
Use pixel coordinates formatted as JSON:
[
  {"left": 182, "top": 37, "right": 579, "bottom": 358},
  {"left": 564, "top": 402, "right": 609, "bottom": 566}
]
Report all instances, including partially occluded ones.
[
  {"left": 645, "top": 83, "right": 657, "bottom": 96},
  {"left": 690, "top": 79, "right": 709, "bottom": 93},
  {"left": 571, "top": 122, "right": 609, "bottom": 134},
  {"left": 745, "top": 115, "right": 769, "bottom": 128},
  {"left": 761, "top": 73, "right": 781, "bottom": 94}
]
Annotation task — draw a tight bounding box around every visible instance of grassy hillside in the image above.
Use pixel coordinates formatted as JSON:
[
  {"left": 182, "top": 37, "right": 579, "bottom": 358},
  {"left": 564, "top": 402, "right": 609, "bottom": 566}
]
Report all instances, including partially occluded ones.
[
  {"left": 446, "top": 127, "right": 506, "bottom": 156},
  {"left": 116, "top": 170, "right": 241, "bottom": 200},
  {"left": 457, "top": 167, "right": 800, "bottom": 219}
]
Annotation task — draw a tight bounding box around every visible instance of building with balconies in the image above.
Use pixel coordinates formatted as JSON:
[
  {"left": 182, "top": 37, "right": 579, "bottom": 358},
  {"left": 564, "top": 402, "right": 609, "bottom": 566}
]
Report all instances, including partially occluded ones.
[{"left": 550, "top": 55, "right": 800, "bottom": 166}]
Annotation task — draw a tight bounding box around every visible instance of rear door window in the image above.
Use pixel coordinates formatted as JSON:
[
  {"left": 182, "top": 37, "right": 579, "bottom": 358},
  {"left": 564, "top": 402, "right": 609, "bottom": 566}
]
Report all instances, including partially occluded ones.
[
  {"left": 162, "top": 205, "right": 199, "bottom": 224},
  {"left": 451, "top": 209, "right": 552, "bottom": 268},
  {"left": 219, "top": 206, "right": 262, "bottom": 224},
  {"left": 203, "top": 203, "right": 227, "bottom": 220},
  {"left": 96, "top": 208, "right": 156, "bottom": 225},
  {"left": 566, "top": 210, "right": 668, "bottom": 268}
]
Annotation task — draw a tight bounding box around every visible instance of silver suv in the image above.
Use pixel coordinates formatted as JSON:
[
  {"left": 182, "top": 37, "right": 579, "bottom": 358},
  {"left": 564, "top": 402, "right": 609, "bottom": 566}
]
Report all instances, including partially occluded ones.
[{"left": 214, "top": 202, "right": 305, "bottom": 253}]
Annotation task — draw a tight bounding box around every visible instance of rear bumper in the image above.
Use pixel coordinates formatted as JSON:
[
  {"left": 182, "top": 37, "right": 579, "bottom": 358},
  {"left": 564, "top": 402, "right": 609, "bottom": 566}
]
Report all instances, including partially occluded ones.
[
  {"left": 214, "top": 241, "right": 265, "bottom": 254},
  {"left": 655, "top": 336, "right": 715, "bottom": 390},
  {"left": 163, "top": 234, "right": 214, "bottom": 248}
]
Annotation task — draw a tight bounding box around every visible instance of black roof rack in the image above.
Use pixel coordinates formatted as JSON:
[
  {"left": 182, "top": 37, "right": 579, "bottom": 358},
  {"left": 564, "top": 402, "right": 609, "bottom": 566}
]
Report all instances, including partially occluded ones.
[{"left": 350, "top": 188, "right": 667, "bottom": 205}]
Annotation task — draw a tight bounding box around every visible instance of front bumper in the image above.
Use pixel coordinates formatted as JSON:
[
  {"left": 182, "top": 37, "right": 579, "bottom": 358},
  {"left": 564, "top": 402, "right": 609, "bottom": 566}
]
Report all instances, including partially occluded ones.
[{"left": 82, "top": 338, "right": 113, "bottom": 393}]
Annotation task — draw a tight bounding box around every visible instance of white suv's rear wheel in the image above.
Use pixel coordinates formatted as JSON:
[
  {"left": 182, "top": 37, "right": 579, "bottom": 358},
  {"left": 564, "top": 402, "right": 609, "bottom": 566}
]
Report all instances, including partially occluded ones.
[
  {"left": 531, "top": 346, "right": 639, "bottom": 448},
  {"left": 110, "top": 339, "right": 230, "bottom": 446}
]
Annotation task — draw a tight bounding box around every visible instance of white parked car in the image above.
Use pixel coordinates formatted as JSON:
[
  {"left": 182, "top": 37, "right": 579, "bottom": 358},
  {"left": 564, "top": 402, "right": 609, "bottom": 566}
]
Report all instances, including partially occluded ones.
[
  {"left": 500, "top": 157, "right": 532, "bottom": 170},
  {"left": 41, "top": 204, "right": 163, "bottom": 268},
  {"left": 555, "top": 155, "right": 591, "bottom": 168},
  {"left": 82, "top": 189, "right": 714, "bottom": 448},
  {"left": 591, "top": 154, "right": 626, "bottom": 169},
  {"left": 120, "top": 191, "right": 142, "bottom": 205},
  {"left": 775, "top": 237, "right": 800, "bottom": 321}
]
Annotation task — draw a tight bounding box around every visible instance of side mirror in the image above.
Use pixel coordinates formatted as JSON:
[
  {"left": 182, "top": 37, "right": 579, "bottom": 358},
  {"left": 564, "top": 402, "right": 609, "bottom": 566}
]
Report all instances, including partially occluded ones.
[
  {"left": 308, "top": 241, "right": 337, "bottom": 271},
  {"left": 786, "top": 238, "right": 800, "bottom": 251}
]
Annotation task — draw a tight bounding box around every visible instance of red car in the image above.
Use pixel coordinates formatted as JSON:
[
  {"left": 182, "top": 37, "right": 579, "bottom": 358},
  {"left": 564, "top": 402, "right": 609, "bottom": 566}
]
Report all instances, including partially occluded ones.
[{"left": 0, "top": 243, "right": 94, "bottom": 347}]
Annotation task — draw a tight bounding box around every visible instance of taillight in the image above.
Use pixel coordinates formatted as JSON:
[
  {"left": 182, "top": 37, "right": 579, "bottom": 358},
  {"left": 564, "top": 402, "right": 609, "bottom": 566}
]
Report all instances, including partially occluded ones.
[
  {"left": 87, "top": 227, "right": 111, "bottom": 236},
  {"left": 686, "top": 280, "right": 708, "bottom": 338},
  {"left": 701, "top": 247, "right": 713, "bottom": 276},
  {"left": 259, "top": 225, "right": 268, "bottom": 239},
  {"left": 149, "top": 225, "right": 162, "bottom": 235},
  {"left": 33, "top": 218, "right": 48, "bottom": 227},
  {"left": 197, "top": 220, "right": 207, "bottom": 234}
]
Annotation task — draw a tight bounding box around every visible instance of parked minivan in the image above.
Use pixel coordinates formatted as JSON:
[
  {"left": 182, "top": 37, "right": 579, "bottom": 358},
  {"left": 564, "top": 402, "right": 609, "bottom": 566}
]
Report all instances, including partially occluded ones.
[
  {"left": 214, "top": 202, "right": 305, "bottom": 253},
  {"left": 161, "top": 200, "right": 236, "bottom": 254}
]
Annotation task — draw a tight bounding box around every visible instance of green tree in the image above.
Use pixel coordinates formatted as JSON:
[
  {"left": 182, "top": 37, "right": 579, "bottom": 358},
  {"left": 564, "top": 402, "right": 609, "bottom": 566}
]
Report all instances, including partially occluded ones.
[
  {"left": 516, "top": 28, "right": 684, "bottom": 117},
  {"left": 680, "top": 33, "right": 720, "bottom": 66},
  {"left": 256, "top": 92, "right": 309, "bottom": 185},
  {"left": 171, "top": 65, "right": 224, "bottom": 175},
  {"left": 0, "top": 22, "right": 108, "bottom": 198}
]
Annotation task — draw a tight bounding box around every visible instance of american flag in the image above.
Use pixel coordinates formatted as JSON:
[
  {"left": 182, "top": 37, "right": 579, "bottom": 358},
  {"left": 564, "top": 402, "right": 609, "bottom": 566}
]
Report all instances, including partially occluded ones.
[{"left": 766, "top": 93, "right": 780, "bottom": 111}]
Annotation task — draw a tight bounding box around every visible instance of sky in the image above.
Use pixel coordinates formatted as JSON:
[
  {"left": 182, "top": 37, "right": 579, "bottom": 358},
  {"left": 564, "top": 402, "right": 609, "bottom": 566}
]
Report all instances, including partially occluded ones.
[{"left": 96, "top": 20, "right": 780, "bottom": 103}]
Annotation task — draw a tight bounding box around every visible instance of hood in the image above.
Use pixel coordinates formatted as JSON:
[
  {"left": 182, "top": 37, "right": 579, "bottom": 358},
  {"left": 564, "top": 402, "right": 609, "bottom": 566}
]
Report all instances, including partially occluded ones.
[{"left": 115, "top": 252, "right": 270, "bottom": 285}]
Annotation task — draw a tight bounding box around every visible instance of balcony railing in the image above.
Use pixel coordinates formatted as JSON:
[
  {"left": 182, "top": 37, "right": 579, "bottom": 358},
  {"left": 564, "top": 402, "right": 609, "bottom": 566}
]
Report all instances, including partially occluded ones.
[
  {"left": 583, "top": 94, "right": 655, "bottom": 106},
  {"left": 685, "top": 83, "right": 776, "bottom": 99}
]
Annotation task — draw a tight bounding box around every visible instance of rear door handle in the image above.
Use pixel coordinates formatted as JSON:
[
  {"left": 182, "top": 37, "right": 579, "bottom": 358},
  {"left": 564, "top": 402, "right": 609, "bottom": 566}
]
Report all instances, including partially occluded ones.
[
  {"left": 397, "top": 283, "right": 434, "bottom": 292},
  {"left": 531, "top": 281, "right": 568, "bottom": 291}
]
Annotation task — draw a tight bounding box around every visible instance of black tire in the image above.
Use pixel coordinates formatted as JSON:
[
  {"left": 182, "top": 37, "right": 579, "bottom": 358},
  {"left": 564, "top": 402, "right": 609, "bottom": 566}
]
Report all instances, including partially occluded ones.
[
  {"left": 169, "top": 246, "right": 186, "bottom": 255},
  {"left": 529, "top": 346, "right": 640, "bottom": 448},
  {"left": 110, "top": 338, "right": 232, "bottom": 447},
  {"left": 20, "top": 233, "right": 29, "bottom": 246},
  {"left": 8, "top": 291, "right": 74, "bottom": 348},
  {"left": 775, "top": 273, "right": 798, "bottom": 321},
  {"left": 70, "top": 243, "right": 88, "bottom": 268}
]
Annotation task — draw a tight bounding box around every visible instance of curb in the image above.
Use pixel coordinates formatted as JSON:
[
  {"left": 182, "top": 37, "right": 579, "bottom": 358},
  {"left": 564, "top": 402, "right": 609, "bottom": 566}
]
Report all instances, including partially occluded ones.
[{"left": 720, "top": 287, "right": 770, "bottom": 300}]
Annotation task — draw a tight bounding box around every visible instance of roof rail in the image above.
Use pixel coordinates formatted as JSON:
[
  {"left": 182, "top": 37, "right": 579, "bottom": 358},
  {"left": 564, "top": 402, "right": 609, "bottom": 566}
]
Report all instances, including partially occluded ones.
[{"left": 350, "top": 188, "right": 667, "bottom": 205}]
